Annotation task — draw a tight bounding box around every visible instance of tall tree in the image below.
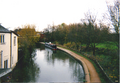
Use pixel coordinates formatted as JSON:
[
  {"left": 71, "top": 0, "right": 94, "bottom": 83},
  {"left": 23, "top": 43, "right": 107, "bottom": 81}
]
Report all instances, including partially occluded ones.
[{"left": 82, "top": 12, "right": 109, "bottom": 55}]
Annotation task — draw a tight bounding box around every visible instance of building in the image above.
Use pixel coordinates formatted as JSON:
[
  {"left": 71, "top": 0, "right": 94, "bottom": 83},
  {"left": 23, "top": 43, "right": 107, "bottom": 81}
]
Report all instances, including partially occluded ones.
[{"left": 0, "top": 24, "right": 18, "bottom": 69}]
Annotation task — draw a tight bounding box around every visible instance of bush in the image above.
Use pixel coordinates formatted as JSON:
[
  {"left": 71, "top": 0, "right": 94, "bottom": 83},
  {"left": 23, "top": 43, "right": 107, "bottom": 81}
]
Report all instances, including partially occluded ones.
[{"left": 64, "top": 42, "right": 71, "bottom": 48}]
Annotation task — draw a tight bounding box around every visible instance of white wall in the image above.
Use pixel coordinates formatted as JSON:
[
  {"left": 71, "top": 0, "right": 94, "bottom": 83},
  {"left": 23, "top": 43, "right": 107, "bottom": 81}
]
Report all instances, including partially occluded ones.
[
  {"left": 11, "top": 33, "right": 18, "bottom": 68},
  {"left": 0, "top": 33, "right": 10, "bottom": 68},
  {"left": 0, "top": 32, "right": 18, "bottom": 68}
]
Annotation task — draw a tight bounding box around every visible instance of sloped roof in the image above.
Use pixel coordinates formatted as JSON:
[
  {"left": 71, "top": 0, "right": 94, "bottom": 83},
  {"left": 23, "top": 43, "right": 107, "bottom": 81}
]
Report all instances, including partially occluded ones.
[
  {"left": 0, "top": 25, "right": 18, "bottom": 36},
  {"left": 0, "top": 25, "right": 10, "bottom": 33}
]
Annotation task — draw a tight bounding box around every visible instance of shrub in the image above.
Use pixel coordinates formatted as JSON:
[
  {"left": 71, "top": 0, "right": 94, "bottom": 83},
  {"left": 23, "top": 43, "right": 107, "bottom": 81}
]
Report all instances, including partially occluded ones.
[{"left": 64, "top": 42, "right": 71, "bottom": 48}]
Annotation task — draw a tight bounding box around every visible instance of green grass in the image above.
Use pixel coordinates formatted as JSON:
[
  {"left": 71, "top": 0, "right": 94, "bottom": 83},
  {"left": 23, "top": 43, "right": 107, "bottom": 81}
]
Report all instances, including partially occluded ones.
[
  {"left": 96, "top": 43, "right": 117, "bottom": 50},
  {"left": 81, "top": 42, "right": 118, "bottom": 50}
]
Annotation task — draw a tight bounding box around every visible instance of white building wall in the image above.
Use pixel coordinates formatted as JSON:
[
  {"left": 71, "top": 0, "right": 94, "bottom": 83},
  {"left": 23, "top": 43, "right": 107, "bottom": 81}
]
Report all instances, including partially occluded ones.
[
  {"left": 0, "top": 33, "right": 10, "bottom": 68},
  {"left": 11, "top": 33, "right": 18, "bottom": 68},
  {"left": 0, "top": 32, "right": 18, "bottom": 69}
]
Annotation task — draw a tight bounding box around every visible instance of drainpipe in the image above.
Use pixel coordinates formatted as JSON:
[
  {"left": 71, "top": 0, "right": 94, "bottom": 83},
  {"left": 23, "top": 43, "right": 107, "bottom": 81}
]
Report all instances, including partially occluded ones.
[{"left": 1, "top": 51, "right": 3, "bottom": 68}]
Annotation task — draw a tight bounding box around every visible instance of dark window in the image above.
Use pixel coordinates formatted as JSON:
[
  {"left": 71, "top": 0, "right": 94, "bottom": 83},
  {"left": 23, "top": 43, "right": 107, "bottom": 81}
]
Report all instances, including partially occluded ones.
[
  {"left": 4, "top": 60, "right": 8, "bottom": 68},
  {"left": 0, "top": 35, "right": 5, "bottom": 44}
]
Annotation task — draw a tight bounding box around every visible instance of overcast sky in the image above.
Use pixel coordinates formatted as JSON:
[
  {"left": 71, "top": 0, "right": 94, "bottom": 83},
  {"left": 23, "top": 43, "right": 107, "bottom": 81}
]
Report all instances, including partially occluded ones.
[{"left": 0, "top": 0, "right": 114, "bottom": 31}]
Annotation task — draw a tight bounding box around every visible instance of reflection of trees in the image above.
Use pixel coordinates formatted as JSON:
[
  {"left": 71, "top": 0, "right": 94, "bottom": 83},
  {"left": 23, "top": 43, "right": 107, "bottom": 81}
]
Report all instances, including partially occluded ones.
[
  {"left": 36, "top": 43, "right": 45, "bottom": 51},
  {"left": 10, "top": 51, "right": 40, "bottom": 82},
  {"left": 44, "top": 48, "right": 69, "bottom": 66},
  {"left": 69, "top": 59, "right": 85, "bottom": 81},
  {"left": 44, "top": 48, "right": 85, "bottom": 81},
  {"left": 39, "top": 44, "right": 45, "bottom": 51},
  {"left": 27, "top": 56, "right": 40, "bottom": 82},
  {"left": 44, "top": 48, "right": 54, "bottom": 65}
]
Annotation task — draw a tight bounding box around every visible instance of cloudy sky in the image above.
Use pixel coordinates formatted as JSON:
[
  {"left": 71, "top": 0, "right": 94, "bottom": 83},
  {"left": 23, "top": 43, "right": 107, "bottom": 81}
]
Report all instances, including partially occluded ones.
[{"left": 0, "top": 0, "right": 114, "bottom": 31}]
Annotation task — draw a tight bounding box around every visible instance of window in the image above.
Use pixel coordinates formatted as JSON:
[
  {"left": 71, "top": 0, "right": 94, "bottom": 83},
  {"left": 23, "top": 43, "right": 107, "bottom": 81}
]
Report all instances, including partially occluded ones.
[
  {"left": 14, "top": 36, "right": 16, "bottom": 46},
  {"left": 0, "top": 35, "right": 5, "bottom": 44},
  {"left": 4, "top": 60, "right": 8, "bottom": 68}
]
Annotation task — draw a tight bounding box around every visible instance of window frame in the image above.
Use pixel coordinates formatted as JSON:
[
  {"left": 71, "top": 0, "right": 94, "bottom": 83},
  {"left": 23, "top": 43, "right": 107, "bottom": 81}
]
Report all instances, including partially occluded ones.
[
  {"left": 0, "top": 35, "right": 5, "bottom": 44},
  {"left": 4, "top": 59, "right": 8, "bottom": 68},
  {"left": 14, "top": 36, "right": 16, "bottom": 46}
]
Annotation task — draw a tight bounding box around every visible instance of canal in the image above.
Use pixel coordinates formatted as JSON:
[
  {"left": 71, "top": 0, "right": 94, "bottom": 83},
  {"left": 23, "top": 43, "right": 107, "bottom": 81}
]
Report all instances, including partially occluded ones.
[{"left": 2, "top": 44, "right": 85, "bottom": 82}]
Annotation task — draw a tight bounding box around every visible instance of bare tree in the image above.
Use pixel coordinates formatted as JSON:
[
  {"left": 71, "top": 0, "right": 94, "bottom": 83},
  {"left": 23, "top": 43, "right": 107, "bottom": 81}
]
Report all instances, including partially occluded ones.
[{"left": 106, "top": 0, "right": 120, "bottom": 33}]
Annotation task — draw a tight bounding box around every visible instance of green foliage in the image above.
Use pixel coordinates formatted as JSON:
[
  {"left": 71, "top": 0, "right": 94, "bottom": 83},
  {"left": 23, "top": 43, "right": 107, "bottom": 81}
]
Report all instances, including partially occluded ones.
[
  {"left": 15, "top": 24, "right": 40, "bottom": 63},
  {"left": 96, "top": 42, "right": 118, "bottom": 50},
  {"left": 44, "top": 20, "right": 111, "bottom": 55},
  {"left": 17, "top": 24, "right": 39, "bottom": 47}
]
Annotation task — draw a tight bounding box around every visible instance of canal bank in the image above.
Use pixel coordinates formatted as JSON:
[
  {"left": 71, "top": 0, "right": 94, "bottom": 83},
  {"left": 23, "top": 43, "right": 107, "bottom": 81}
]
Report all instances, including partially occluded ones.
[{"left": 40, "top": 42, "right": 101, "bottom": 83}]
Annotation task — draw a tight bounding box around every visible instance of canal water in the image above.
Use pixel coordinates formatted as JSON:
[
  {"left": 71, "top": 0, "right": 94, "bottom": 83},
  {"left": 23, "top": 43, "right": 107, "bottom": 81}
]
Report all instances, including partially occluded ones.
[{"left": 2, "top": 44, "right": 85, "bottom": 82}]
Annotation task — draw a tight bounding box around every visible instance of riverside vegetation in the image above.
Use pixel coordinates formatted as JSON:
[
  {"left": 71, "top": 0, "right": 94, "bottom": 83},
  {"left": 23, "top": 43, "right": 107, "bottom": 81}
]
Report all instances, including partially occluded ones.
[{"left": 43, "top": 12, "right": 119, "bottom": 82}]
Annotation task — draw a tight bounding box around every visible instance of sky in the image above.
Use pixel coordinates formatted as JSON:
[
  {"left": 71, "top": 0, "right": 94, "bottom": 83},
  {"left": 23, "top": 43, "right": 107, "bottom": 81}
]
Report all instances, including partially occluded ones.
[{"left": 0, "top": 0, "right": 114, "bottom": 31}]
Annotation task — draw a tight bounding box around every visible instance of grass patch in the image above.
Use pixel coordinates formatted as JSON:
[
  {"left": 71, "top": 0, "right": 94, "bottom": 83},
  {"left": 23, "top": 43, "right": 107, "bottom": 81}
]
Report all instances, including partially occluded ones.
[
  {"left": 81, "top": 42, "right": 118, "bottom": 50},
  {"left": 96, "top": 43, "right": 117, "bottom": 50}
]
